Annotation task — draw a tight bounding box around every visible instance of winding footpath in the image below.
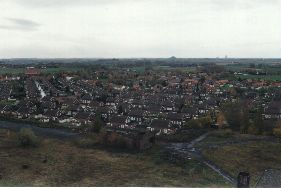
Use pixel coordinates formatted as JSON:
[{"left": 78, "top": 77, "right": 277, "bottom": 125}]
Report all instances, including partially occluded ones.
[{"left": 166, "top": 132, "right": 236, "bottom": 185}]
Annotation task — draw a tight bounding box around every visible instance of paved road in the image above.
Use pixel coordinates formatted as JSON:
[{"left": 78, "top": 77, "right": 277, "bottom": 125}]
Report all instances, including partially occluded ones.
[
  {"left": 0, "top": 120, "right": 80, "bottom": 140},
  {"left": 166, "top": 132, "right": 236, "bottom": 185}
]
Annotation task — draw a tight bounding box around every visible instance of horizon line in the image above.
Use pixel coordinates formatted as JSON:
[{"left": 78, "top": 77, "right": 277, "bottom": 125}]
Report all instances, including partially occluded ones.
[{"left": 1, "top": 57, "right": 281, "bottom": 60}]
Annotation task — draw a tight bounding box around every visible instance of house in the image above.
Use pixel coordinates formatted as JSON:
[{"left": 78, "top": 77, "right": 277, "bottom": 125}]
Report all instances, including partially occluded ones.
[
  {"left": 58, "top": 115, "right": 80, "bottom": 126},
  {"left": 166, "top": 113, "right": 184, "bottom": 127},
  {"left": 65, "top": 104, "right": 81, "bottom": 116},
  {"left": 0, "top": 104, "right": 7, "bottom": 114},
  {"left": 149, "top": 119, "right": 172, "bottom": 135},
  {"left": 81, "top": 94, "right": 92, "bottom": 105},
  {"left": 161, "top": 101, "right": 175, "bottom": 112},
  {"left": 98, "top": 107, "right": 115, "bottom": 121},
  {"left": 117, "top": 103, "right": 130, "bottom": 115},
  {"left": 108, "top": 115, "right": 128, "bottom": 129},
  {"left": 2, "top": 105, "right": 17, "bottom": 117},
  {"left": 127, "top": 109, "right": 144, "bottom": 124},
  {"left": 25, "top": 67, "right": 41, "bottom": 76},
  {"left": 181, "top": 107, "right": 198, "bottom": 119},
  {"left": 198, "top": 102, "right": 208, "bottom": 115},
  {"left": 153, "top": 84, "right": 163, "bottom": 93},
  {"left": 58, "top": 97, "right": 79, "bottom": 109},
  {"left": 58, "top": 115, "right": 74, "bottom": 124},
  {"left": 32, "top": 112, "right": 50, "bottom": 123},
  {"left": 74, "top": 112, "right": 95, "bottom": 125},
  {"left": 16, "top": 106, "right": 30, "bottom": 119},
  {"left": 263, "top": 101, "right": 281, "bottom": 119},
  {"left": 105, "top": 97, "right": 116, "bottom": 106},
  {"left": 44, "top": 109, "right": 62, "bottom": 122},
  {"left": 131, "top": 99, "right": 144, "bottom": 109},
  {"left": 41, "top": 100, "right": 56, "bottom": 112}
]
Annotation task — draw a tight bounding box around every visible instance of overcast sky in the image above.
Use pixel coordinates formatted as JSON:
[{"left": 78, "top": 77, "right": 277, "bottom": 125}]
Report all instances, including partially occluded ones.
[{"left": 0, "top": 0, "right": 280, "bottom": 58}]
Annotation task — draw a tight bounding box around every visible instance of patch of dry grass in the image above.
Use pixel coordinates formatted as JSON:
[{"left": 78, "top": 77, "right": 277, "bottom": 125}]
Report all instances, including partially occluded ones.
[
  {"left": 202, "top": 141, "right": 281, "bottom": 186},
  {"left": 0, "top": 131, "right": 230, "bottom": 187}
]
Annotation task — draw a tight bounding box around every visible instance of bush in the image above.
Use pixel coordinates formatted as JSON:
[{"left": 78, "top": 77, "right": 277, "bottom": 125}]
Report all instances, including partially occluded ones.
[
  {"left": 273, "top": 127, "right": 281, "bottom": 142},
  {"left": 74, "top": 138, "right": 97, "bottom": 148},
  {"left": 185, "top": 116, "right": 212, "bottom": 129},
  {"left": 91, "top": 115, "right": 104, "bottom": 133},
  {"left": 106, "top": 132, "right": 127, "bottom": 148},
  {"left": 214, "top": 129, "right": 234, "bottom": 138},
  {"left": 185, "top": 119, "right": 201, "bottom": 129},
  {"left": 17, "top": 128, "right": 39, "bottom": 147}
]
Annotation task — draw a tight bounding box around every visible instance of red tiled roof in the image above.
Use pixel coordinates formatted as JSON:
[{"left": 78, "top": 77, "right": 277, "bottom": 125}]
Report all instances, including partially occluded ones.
[{"left": 25, "top": 67, "right": 41, "bottom": 75}]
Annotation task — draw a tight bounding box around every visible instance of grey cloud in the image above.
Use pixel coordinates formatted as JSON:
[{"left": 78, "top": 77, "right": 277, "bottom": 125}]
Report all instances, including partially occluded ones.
[
  {"left": 0, "top": 18, "right": 40, "bottom": 31},
  {"left": 7, "top": 0, "right": 281, "bottom": 10}
]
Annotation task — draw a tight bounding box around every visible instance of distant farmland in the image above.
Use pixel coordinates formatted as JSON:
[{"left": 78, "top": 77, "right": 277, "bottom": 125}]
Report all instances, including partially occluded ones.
[{"left": 0, "top": 67, "right": 85, "bottom": 75}]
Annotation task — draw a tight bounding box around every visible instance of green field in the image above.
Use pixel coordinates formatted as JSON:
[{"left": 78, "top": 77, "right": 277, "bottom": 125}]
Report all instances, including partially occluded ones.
[
  {"left": 0, "top": 68, "right": 24, "bottom": 75},
  {"left": 122, "top": 66, "right": 196, "bottom": 74},
  {"left": 154, "top": 66, "right": 196, "bottom": 72},
  {"left": 225, "top": 64, "right": 281, "bottom": 81},
  {"left": 41, "top": 67, "right": 84, "bottom": 74},
  {"left": 235, "top": 75, "right": 281, "bottom": 81},
  {"left": 129, "top": 66, "right": 146, "bottom": 73},
  {"left": 0, "top": 100, "right": 16, "bottom": 106},
  {"left": 0, "top": 67, "right": 84, "bottom": 75}
]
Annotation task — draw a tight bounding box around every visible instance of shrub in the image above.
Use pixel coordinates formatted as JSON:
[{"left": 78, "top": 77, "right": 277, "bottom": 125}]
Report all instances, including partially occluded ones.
[
  {"left": 106, "top": 132, "right": 127, "bottom": 148},
  {"left": 74, "top": 138, "right": 96, "bottom": 148},
  {"left": 185, "top": 119, "right": 201, "bottom": 129},
  {"left": 214, "top": 129, "right": 234, "bottom": 138},
  {"left": 17, "top": 128, "right": 39, "bottom": 147},
  {"left": 222, "top": 129, "right": 234, "bottom": 137},
  {"left": 273, "top": 127, "right": 281, "bottom": 142},
  {"left": 91, "top": 115, "right": 104, "bottom": 133}
]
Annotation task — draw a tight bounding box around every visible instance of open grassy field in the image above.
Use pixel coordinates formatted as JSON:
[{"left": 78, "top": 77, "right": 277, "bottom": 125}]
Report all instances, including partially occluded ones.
[
  {"left": 154, "top": 66, "right": 196, "bottom": 72},
  {"left": 41, "top": 67, "right": 84, "bottom": 74},
  {"left": 199, "top": 130, "right": 281, "bottom": 187},
  {"left": 225, "top": 64, "right": 281, "bottom": 81},
  {"left": 0, "top": 130, "right": 230, "bottom": 187},
  {"left": 0, "top": 68, "right": 25, "bottom": 75},
  {"left": 0, "top": 100, "right": 16, "bottom": 106},
  {"left": 235, "top": 75, "right": 281, "bottom": 81}
]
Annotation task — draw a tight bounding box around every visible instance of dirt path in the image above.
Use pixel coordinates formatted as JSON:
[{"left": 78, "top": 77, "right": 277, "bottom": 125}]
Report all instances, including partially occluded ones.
[{"left": 166, "top": 132, "right": 236, "bottom": 185}]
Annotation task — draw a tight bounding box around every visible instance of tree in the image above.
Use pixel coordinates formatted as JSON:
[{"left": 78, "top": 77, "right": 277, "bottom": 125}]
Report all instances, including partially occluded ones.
[
  {"left": 185, "top": 119, "right": 201, "bottom": 129},
  {"left": 221, "top": 102, "right": 243, "bottom": 131},
  {"left": 18, "top": 128, "right": 39, "bottom": 147},
  {"left": 117, "top": 105, "right": 123, "bottom": 114},
  {"left": 251, "top": 109, "right": 264, "bottom": 135},
  {"left": 229, "top": 88, "right": 237, "bottom": 97},
  {"left": 216, "top": 112, "right": 227, "bottom": 128},
  {"left": 92, "top": 114, "right": 104, "bottom": 133},
  {"left": 240, "top": 106, "right": 250, "bottom": 134},
  {"left": 102, "top": 132, "right": 127, "bottom": 148},
  {"left": 185, "top": 115, "right": 212, "bottom": 129},
  {"left": 221, "top": 100, "right": 253, "bottom": 133},
  {"left": 198, "top": 115, "right": 212, "bottom": 128},
  {"left": 249, "top": 63, "right": 256, "bottom": 68},
  {"left": 273, "top": 120, "right": 281, "bottom": 142}
]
